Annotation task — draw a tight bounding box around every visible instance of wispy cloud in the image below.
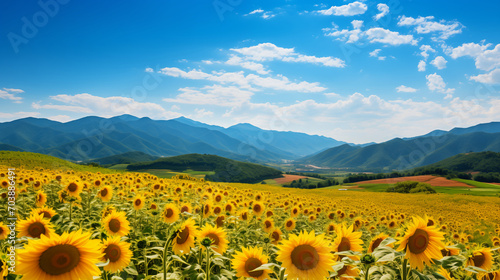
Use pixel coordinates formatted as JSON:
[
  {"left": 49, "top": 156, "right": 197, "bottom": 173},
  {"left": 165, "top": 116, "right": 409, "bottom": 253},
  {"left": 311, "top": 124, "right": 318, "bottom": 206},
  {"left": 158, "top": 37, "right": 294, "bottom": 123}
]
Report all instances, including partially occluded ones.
[{"left": 315, "top": 1, "right": 367, "bottom": 16}]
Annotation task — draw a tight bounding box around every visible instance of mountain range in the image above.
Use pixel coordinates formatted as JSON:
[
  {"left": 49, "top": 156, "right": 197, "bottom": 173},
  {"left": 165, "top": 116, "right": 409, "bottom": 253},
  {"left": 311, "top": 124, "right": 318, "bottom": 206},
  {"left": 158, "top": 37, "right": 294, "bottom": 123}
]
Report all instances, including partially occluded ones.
[
  {"left": 299, "top": 122, "right": 500, "bottom": 172},
  {"left": 0, "top": 115, "right": 345, "bottom": 163}
]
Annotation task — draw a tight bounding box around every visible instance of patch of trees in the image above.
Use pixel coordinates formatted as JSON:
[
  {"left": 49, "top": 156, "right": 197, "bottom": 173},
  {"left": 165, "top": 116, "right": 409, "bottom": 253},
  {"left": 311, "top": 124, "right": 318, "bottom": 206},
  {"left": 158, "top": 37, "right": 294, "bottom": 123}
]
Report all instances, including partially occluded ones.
[
  {"left": 386, "top": 181, "right": 436, "bottom": 194},
  {"left": 285, "top": 172, "right": 327, "bottom": 180},
  {"left": 283, "top": 178, "right": 339, "bottom": 189},
  {"left": 474, "top": 172, "right": 500, "bottom": 183}
]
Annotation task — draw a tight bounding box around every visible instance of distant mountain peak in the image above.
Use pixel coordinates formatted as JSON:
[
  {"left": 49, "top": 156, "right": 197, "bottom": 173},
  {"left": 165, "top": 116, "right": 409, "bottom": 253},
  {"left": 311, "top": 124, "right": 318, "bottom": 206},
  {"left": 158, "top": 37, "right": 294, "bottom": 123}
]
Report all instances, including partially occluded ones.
[
  {"left": 229, "top": 123, "right": 261, "bottom": 130},
  {"left": 112, "top": 114, "right": 139, "bottom": 121}
]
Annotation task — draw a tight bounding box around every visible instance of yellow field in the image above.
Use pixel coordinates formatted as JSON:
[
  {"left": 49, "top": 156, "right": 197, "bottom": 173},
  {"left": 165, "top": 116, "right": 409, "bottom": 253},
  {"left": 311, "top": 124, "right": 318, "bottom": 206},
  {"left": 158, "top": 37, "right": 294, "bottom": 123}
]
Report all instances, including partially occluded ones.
[{"left": 1, "top": 165, "right": 499, "bottom": 280}]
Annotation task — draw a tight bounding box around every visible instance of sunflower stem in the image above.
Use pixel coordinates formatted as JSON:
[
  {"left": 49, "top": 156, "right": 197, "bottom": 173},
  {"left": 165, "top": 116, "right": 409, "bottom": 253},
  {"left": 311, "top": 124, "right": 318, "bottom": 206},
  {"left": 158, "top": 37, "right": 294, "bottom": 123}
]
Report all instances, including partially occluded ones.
[
  {"left": 401, "top": 257, "right": 408, "bottom": 280},
  {"left": 144, "top": 247, "right": 148, "bottom": 277},
  {"left": 364, "top": 265, "right": 370, "bottom": 280},
  {"left": 69, "top": 201, "right": 72, "bottom": 222},
  {"left": 163, "top": 228, "right": 174, "bottom": 280},
  {"left": 205, "top": 247, "right": 211, "bottom": 280}
]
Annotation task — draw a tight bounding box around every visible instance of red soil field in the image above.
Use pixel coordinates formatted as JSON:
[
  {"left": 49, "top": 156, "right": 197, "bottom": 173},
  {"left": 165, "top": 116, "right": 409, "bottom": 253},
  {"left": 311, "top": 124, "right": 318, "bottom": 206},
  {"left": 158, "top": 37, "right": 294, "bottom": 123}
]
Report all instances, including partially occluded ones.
[
  {"left": 273, "top": 174, "right": 308, "bottom": 184},
  {"left": 490, "top": 183, "right": 500, "bottom": 186},
  {"left": 357, "top": 175, "right": 473, "bottom": 188}
]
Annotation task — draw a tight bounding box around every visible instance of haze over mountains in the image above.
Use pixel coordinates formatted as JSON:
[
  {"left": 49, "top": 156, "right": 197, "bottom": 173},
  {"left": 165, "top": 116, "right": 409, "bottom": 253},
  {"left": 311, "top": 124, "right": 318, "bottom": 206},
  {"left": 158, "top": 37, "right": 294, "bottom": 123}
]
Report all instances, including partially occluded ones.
[{"left": 1, "top": 115, "right": 499, "bottom": 172}]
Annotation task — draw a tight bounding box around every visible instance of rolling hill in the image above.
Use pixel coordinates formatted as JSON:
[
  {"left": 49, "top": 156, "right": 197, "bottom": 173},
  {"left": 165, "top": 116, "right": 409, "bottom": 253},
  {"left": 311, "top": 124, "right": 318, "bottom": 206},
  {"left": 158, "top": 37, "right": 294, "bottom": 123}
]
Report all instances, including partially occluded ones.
[
  {"left": 421, "top": 151, "right": 500, "bottom": 173},
  {"left": 127, "top": 154, "right": 283, "bottom": 183},
  {"left": 299, "top": 131, "right": 500, "bottom": 171},
  {"left": 85, "top": 151, "right": 159, "bottom": 166}
]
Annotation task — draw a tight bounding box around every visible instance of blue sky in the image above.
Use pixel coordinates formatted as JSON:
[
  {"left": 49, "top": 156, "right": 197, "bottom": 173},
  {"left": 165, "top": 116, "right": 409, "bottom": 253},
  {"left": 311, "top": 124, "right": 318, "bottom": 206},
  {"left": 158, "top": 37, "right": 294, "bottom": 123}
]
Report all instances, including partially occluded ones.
[{"left": 1, "top": 0, "right": 500, "bottom": 143}]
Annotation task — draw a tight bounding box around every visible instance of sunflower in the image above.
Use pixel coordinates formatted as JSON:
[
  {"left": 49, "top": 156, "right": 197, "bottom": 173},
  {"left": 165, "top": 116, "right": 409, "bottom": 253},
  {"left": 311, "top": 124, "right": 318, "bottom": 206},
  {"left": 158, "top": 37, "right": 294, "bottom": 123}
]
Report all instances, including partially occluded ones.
[
  {"left": 263, "top": 218, "right": 274, "bottom": 233},
  {"left": 65, "top": 180, "right": 83, "bottom": 197},
  {"left": 479, "top": 272, "right": 500, "bottom": 280},
  {"left": 239, "top": 209, "right": 250, "bottom": 222},
  {"left": 252, "top": 202, "right": 264, "bottom": 216},
  {"left": 31, "top": 205, "right": 57, "bottom": 219},
  {"left": 101, "top": 236, "right": 133, "bottom": 273},
  {"left": 336, "top": 264, "right": 359, "bottom": 280},
  {"left": 368, "top": 233, "right": 393, "bottom": 253},
  {"left": 466, "top": 248, "right": 493, "bottom": 271},
  {"left": 0, "top": 222, "right": 9, "bottom": 240},
  {"left": 284, "top": 218, "right": 296, "bottom": 231},
  {"left": 97, "top": 186, "right": 113, "bottom": 202},
  {"left": 162, "top": 203, "right": 180, "bottom": 223},
  {"left": 215, "top": 215, "right": 225, "bottom": 228},
  {"left": 441, "top": 243, "right": 460, "bottom": 257},
  {"left": 232, "top": 247, "right": 270, "bottom": 280},
  {"left": 276, "top": 230, "right": 336, "bottom": 280},
  {"left": 270, "top": 228, "right": 283, "bottom": 245},
  {"left": 172, "top": 219, "right": 198, "bottom": 255},
  {"left": 35, "top": 190, "right": 47, "bottom": 207},
  {"left": 17, "top": 230, "right": 102, "bottom": 280},
  {"left": 396, "top": 216, "right": 445, "bottom": 270},
  {"left": 132, "top": 195, "right": 145, "bottom": 210},
  {"left": 18, "top": 213, "right": 54, "bottom": 238},
  {"left": 101, "top": 205, "right": 116, "bottom": 220},
  {"left": 199, "top": 224, "right": 228, "bottom": 254},
  {"left": 102, "top": 211, "right": 130, "bottom": 237},
  {"left": 180, "top": 203, "right": 192, "bottom": 214},
  {"left": 0, "top": 256, "right": 7, "bottom": 278},
  {"left": 326, "top": 222, "right": 338, "bottom": 234},
  {"left": 290, "top": 207, "right": 299, "bottom": 218},
  {"left": 438, "top": 267, "right": 458, "bottom": 280},
  {"left": 203, "top": 202, "right": 212, "bottom": 218},
  {"left": 332, "top": 224, "right": 363, "bottom": 260}
]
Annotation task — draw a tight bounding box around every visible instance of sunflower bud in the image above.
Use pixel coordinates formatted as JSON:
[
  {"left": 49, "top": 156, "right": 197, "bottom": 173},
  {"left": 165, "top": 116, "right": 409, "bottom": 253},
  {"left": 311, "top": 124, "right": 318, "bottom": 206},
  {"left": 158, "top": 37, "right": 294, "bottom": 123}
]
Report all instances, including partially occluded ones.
[
  {"left": 201, "top": 237, "right": 213, "bottom": 247},
  {"left": 361, "top": 254, "right": 375, "bottom": 265}
]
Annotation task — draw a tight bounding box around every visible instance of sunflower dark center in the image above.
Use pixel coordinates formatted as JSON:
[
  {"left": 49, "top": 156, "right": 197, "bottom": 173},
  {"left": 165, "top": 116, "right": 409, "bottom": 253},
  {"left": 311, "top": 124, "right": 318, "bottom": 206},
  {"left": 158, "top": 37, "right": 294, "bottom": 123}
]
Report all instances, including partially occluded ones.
[
  {"left": 0, "top": 227, "right": 3, "bottom": 235},
  {"left": 225, "top": 205, "right": 232, "bottom": 211},
  {"left": 68, "top": 183, "right": 78, "bottom": 192},
  {"left": 337, "top": 265, "right": 347, "bottom": 275},
  {"left": 40, "top": 211, "right": 51, "bottom": 218},
  {"left": 253, "top": 204, "right": 261, "bottom": 212},
  {"left": 181, "top": 206, "right": 189, "bottom": 213},
  {"left": 100, "top": 188, "right": 108, "bottom": 197},
  {"left": 286, "top": 221, "right": 293, "bottom": 227},
  {"left": 242, "top": 212, "right": 248, "bottom": 220},
  {"left": 214, "top": 207, "right": 221, "bottom": 215},
  {"left": 206, "top": 233, "right": 220, "bottom": 246},
  {"left": 338, "top": 237, "right": 351, "bottom": 252},
  {"left": 28, "top": 222, "right": 46, "bottom": 238},
  {"left": 427, "top": 220, "right": 435, "bottom": 226},
  {"left": 291, "top": 244, "right": 319, "bottom": 270},
  {"left": 204, "top": 205, "right": 210, "bottom": 214},
  {"left": 176, "top": 227, "right": 190, "bottom": 244},
  {"left": 265, "top": 221, "right": 272, "bottom": 228},
  {"left": 293, "top": 209, "right": 298, "bottom": 214},
  {"left": 39, "top": 244, "right": 80, "bottom": 275},
  {"left": 245, "top": 257, "right": 264, "bottom": 277},
  {"left": 272, "top": 231, "right": 280, "bottom": 241},
  {"left": 441, "top": 248, "right": 450, "bottom": 257},
  {"left": 371, "top": 238, "right": 384, "bottom": 252},
  {"left": 104, "top": 244, "right": 122, "bottom": 262},
  {"left": 166, "top": 208, "right": 174, "bottom": 218},
  {"left": 472, "top": 252, "right": 485, "bottom": 268},
  {"left": 135, "top": 199, "right": 142, "bottom": 206},
  {"left": 408, "top": 229, "right": 429, "bottom": 254},
  {"left": 109, "top": 218, "right": 121, "bottom": 233}
]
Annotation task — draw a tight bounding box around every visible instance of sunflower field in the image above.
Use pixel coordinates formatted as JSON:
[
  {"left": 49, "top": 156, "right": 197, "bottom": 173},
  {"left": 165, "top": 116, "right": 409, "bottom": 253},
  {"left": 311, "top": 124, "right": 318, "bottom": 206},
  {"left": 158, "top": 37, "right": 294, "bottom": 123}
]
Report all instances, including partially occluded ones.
[{"left": 0, "top": 164, "right": 499, "bottom": 280}]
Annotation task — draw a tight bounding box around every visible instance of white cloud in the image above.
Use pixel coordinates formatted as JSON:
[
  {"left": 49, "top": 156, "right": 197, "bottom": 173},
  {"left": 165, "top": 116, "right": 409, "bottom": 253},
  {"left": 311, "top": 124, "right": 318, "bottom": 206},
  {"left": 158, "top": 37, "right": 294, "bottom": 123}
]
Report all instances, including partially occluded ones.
[
  {"left": 163, "top": 85, "right": 254, "bottom": 106},
  {"left": 369, "top": 49, "right": 386, "bottom": 60},
  {"left": 397, "top": 15, "right": 464, "bottom": 40},
  {"left": 230, "top": 43, "right": 345, "bottom": 67},
  {"left": 450, "top": 43, "right": 490, "bottom": 59},
  {"left": 226, "top": 55, "right": 269, "bottom": 75},
  {"left": 325, "top": 26, "right": 417, "bottom": 46},
  {"left": 48, "top": 93, "right": 179, "bottom": 119},
  {"left": 419, "top": 45, "right": 435, "bottom": 60},
  {"left": 351, "top": 20, "right": 363, "bottom": 29},
  {"left": 248, "top": 9, "right": 264, "bottom": 15},
  {"left": 451, "top": 43, "right": 500, "bottom": 71},
  {"left": 31, "top": 102, "right": 94, "bottom": 113},
  {"left": 373, "top": 3, "right": 389, "bottom": 21},
  {"left": 396, "top": 85, "right": 417, "bottom": 92},
  {"left": 192, "top": 108, "right": 214, "bottom": 119},
  {"left": 365, "top": 27, "right": 418, "bottom": 46},
  {"left": 418, "top": 60, "right": 426, "bottom": 72},
  {"left": 426, "top": 73, "right": 454, "bottom": 94},
  {"left": 0, "top": 88, "right": 24, "bottom": 102},
  {"left": 158, "top": 67, "right": 327, "bottom": 93},
  {"left": 430, "top": 56, "right": 447, "bottom": 69},
  {"left": 316, "top": 1, "right": 367, "bottom": 16},
  {"left": 470, "top": 68, "right": 500, "bottom": 84}
]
